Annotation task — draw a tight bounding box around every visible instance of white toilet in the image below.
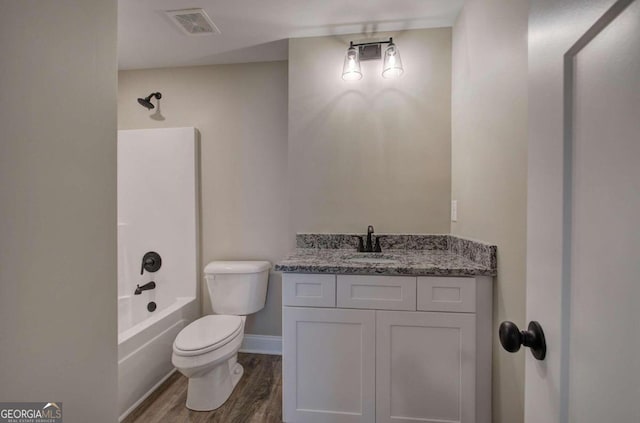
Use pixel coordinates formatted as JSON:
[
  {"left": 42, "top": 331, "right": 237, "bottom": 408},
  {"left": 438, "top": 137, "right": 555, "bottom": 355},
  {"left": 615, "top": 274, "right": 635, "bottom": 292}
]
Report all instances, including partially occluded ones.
[{"left": 172, "top": 260, "right": 270, "bottom": 411}]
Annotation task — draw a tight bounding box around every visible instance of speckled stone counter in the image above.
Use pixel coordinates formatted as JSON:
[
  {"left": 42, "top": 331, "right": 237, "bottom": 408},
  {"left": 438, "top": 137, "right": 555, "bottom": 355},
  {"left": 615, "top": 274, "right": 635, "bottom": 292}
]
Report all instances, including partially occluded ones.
[{"left": 274, "top": 234, "right": 497, "bottom": 277}]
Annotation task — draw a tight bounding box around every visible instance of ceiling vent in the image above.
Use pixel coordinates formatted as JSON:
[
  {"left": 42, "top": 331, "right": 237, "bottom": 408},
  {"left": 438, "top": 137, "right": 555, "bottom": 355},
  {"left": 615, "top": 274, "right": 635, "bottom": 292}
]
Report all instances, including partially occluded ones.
[{"left": 165, "top": 8, "right": 220, "bottom": 36}]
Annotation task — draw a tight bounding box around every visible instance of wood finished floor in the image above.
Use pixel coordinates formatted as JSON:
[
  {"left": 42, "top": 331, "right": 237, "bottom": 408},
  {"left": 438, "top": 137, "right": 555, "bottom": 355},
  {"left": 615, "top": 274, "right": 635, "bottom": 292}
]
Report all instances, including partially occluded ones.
[{"left": 123, "top": 353, "right": 282, "bottom": 423}]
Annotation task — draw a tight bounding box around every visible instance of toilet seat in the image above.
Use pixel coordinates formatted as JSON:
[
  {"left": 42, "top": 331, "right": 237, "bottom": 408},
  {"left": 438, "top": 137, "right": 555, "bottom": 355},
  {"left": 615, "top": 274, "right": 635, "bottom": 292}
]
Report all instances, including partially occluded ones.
[{"left": 174, "top": 315, "right": 243, "bottom": 357}]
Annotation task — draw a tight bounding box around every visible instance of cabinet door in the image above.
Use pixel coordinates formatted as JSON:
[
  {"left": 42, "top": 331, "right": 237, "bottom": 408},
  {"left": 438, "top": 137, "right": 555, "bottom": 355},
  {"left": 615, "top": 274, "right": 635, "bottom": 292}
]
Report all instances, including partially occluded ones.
[
  {"left": 283, "top": 307, "right": 376, "bottom": 423},
  {"left": 376, "top": 311, "right": 476, "bottom": 423}
]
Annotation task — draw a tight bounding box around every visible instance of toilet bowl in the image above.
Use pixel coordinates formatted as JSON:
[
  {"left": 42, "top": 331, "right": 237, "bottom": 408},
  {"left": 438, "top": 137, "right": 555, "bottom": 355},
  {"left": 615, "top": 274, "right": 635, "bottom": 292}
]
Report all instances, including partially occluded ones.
[
  {"left": 172, "top": 260, "right": 270, "bottom": 411},
  {"left": 172, "top": 315, "right": 246, "bottom": 411}
]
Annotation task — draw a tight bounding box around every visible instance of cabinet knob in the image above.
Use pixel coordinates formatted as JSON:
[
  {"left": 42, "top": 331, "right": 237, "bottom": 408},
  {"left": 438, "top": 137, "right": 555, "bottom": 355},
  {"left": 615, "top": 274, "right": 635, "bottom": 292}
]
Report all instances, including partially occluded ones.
[{"left": 499, "top": 321, "right": 546, "bottom": 361}]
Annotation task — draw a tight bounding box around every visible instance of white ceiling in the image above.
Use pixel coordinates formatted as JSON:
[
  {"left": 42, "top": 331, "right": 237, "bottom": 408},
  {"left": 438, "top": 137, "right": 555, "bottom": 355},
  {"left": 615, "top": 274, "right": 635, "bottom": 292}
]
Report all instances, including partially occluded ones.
[{"left": 118, "top": 0, "right": 464, "bottom": 70}]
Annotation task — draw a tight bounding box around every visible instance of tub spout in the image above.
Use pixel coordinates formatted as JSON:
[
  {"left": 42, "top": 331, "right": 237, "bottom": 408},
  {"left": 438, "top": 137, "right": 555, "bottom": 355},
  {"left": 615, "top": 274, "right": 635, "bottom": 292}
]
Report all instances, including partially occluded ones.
[{"left": 134, "top": 281, "right": 156, "bottom": 295}]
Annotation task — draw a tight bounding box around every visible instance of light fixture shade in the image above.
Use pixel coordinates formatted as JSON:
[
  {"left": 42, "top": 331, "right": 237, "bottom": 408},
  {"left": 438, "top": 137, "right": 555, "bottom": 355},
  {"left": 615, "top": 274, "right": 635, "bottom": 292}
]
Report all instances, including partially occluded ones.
[
  {"left": 382, "top": 42, "right": 403, "bottom": 79},
  {"left": 342, "top": 45, "right": 362, "bottom": 81}
]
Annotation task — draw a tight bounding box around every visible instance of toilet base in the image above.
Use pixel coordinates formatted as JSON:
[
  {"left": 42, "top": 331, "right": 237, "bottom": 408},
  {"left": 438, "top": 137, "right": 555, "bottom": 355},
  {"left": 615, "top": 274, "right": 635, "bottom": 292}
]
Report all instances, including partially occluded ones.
[{"left": 185, "top": 356, "right": 244, "bottom": 411}]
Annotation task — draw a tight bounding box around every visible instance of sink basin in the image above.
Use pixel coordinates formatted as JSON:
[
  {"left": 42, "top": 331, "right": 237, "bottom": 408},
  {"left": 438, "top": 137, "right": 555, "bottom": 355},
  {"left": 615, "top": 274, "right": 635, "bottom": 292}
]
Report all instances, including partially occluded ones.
[
  {"left": 347, "top": 258, "right": 399, "bottom": 264},
  {"left": 345, "top": 254, "right": 401, "bottom": 265}
]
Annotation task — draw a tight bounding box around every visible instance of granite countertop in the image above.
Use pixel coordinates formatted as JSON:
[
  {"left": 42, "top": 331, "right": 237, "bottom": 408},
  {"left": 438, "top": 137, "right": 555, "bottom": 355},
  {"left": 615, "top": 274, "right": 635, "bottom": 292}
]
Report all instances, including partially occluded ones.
[{"left": 274, "top": 234, "right": 497, "bottom": 277}]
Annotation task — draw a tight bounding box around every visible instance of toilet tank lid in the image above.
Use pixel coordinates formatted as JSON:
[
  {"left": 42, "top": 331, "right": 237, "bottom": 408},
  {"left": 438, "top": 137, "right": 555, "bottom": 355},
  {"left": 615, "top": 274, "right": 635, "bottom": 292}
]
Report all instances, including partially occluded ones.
[{"left": 204, "top": 260, "right": 271, "bottom": 274}]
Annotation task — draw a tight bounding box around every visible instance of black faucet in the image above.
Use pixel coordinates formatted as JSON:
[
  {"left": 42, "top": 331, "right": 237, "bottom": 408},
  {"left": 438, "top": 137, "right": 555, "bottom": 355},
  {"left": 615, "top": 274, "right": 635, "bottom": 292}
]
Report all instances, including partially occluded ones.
[
  {"left": 354, "top": 225, "right": 383, "bottom": 253},
  {"left": 134, "top": 281, "right": 156, "bottom": 295},
  {"left": 366, "top": 225, "right": 375, "bottom": 252}
]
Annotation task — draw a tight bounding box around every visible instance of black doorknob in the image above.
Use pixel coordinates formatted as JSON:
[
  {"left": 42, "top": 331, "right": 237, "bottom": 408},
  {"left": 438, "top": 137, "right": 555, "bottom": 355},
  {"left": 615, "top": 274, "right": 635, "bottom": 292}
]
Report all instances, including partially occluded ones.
[{"left": 499, "top": 321, "right": 547, "bottom": 361}]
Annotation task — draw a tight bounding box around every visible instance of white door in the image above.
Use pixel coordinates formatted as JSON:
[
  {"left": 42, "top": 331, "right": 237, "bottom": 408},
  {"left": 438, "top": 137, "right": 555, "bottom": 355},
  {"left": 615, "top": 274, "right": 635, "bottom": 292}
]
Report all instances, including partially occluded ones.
[
  {"left": 376, "top": 311, "right": 476, "bottom": 423},
  {"left": 282, "top": 307, "right": 376, "bottom": 423},
  {"left": 523, "top": 0, "right": 640, "bottom": 422}
]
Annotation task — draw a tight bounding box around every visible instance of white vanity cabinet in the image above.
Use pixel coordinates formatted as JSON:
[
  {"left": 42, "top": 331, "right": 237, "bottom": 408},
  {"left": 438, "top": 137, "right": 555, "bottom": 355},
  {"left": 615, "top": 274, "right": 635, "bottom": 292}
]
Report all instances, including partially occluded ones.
[{"left": 282, "top": 273, "right": 493, "bottom": 423}]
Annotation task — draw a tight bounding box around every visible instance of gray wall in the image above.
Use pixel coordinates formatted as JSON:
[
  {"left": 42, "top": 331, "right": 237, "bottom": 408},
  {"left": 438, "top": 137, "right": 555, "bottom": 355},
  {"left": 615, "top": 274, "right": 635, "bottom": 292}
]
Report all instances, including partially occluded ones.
[
  {"left": 118, "top": 62, "right": 291, "bottom": 336},
  {"left": 288, "top": 28, "right": 453, "bottom": 234},
  {"left": 451, "top": 1, "right": 529, "bottom": 422},
  {"left": 0, "top": 1, "right": 118, "bottom": 421}
]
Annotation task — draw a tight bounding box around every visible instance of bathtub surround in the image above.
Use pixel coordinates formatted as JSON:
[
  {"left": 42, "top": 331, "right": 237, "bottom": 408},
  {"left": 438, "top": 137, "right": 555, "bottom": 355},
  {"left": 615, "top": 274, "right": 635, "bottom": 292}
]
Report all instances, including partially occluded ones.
[
  {"left": 288, "top": 28, "right": 452, "bottom": 234},
  {"left": 451, "top": 1, "right": 529, "bottom": 422},
  {"left": 117, "top": 128, "right": 199, "bottom": 312},
  {"left": 0, "top": 1, "right": 118, "bottom": 421}
]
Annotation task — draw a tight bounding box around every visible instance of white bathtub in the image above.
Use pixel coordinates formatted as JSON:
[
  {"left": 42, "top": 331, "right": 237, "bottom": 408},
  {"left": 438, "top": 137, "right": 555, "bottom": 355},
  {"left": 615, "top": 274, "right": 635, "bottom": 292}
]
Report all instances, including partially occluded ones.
[{"left": 117, "top": 295, "right": 198, "bottom": 421}]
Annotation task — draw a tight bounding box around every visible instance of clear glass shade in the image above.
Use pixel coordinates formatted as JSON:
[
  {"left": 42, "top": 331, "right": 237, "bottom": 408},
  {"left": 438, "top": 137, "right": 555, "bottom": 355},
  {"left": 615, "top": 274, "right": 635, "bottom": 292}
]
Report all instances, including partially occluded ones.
[
  {"left": 382, "top": 42, "right": 403, "bottom": 79},
  {"left": 341, "top": 46, "right": 362, "bottom": 81}
]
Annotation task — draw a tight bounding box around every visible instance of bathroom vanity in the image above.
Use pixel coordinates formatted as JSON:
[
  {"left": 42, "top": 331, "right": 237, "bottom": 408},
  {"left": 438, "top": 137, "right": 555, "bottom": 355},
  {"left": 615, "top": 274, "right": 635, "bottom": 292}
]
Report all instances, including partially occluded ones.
[{"left": 275, "top": 234, "right": 496, "bottom": 423}]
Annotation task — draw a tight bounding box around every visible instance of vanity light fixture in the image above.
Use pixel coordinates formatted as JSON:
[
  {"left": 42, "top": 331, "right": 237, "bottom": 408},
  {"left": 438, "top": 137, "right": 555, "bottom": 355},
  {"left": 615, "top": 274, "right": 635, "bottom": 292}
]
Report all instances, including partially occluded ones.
[{"left": 341, "top": 37, "right": 404, "bottom": 80}]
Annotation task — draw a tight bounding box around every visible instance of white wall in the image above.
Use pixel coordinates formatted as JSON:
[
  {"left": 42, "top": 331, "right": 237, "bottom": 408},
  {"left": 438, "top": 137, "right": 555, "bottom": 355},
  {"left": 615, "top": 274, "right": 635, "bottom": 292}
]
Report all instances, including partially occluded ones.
[
  {"left": 451, "top": 1, "right": 529, "bottom": 422},
  {"left": 118, "top": 62, "right": 290, "bottom": 336},
  {"left": 289, "top": 29, "right": 452, "bottom": 234},
  {"left": 0, "top": 1, "right": 118, "bottom": 421}
]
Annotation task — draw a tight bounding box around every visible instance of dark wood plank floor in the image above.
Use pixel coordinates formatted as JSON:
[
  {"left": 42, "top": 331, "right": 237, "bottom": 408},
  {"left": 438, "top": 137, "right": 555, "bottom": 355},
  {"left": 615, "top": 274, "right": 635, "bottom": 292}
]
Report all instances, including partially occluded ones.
[{"left": 123, "top": 353, "right": 282, "bottom": 423}]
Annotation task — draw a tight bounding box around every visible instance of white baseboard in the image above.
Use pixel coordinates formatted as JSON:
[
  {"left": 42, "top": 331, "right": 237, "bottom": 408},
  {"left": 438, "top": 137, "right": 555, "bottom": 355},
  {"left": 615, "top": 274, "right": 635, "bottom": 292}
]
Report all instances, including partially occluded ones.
[{"left": 240, "top": 334, "right": 282, "bottom": 355}]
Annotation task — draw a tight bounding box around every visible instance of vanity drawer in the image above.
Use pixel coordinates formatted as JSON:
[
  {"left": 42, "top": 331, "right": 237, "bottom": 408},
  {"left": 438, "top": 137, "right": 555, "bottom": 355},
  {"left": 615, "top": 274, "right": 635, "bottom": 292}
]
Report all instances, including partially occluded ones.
[
  {"left": 282, "top": 274, "right": 336, "bottom": 307},
  {"left": 336, "top": 275, "right": 416, "bottom": 311},
  {"left": 417, "top": 277, "right": 476, "bottom": 313}
]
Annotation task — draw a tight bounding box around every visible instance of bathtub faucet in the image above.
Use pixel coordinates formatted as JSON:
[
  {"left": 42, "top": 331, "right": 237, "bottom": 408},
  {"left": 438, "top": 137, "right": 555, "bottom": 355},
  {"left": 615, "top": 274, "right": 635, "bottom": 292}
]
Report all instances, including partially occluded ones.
[{"left": 134, "top": 281, "right": 156, "bottom": 295}]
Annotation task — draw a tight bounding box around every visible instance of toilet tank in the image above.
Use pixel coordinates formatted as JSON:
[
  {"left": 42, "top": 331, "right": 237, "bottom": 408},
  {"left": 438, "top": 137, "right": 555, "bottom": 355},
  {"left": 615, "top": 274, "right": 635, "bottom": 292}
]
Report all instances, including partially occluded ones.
[{"left": 204, "top": 261, "right": 271, "bottom": 315}]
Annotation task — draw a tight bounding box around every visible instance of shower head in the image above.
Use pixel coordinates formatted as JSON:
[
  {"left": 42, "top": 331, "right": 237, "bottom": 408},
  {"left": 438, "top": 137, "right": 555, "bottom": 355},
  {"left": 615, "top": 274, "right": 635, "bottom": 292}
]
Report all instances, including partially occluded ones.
[
  {"left": 137, "top": 92, "right": 162, "bottom": 110},
  {"left": 137, "top": 97, "right": 154, "bottom": 109}
]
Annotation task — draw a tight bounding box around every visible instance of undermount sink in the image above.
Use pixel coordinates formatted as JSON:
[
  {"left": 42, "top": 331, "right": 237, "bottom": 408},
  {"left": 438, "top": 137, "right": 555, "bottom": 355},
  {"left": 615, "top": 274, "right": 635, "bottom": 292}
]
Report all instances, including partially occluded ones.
[
  {"left": 347, "top": 258, "right": 399, "bottom": 264},
  {"left": 345, "top": 254, "right": 401, "bottom": 265}
]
